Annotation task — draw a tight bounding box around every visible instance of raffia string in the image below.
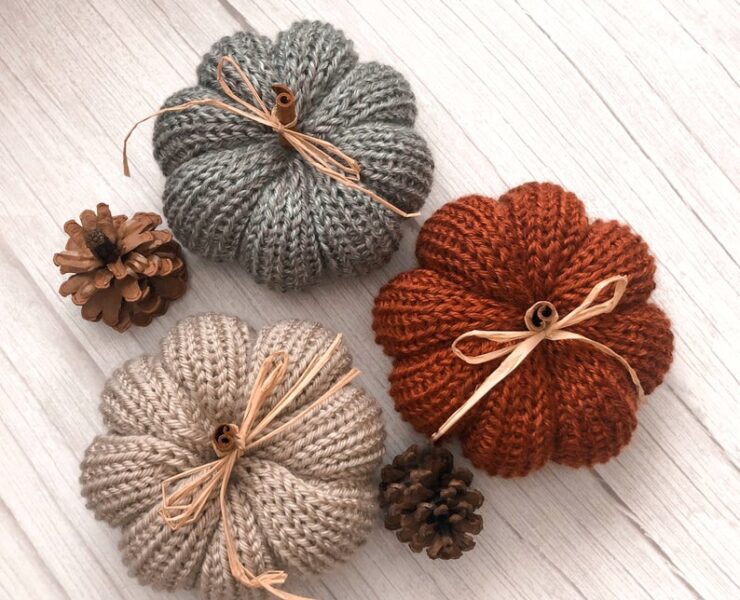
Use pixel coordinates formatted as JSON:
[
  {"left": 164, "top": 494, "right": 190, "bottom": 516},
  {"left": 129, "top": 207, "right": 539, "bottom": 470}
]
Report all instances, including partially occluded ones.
[
  {"left": 431, "top": 275, "right": 644, "bottom": 442},
  {"left": 160, "top": 334, "right": 359, "bottom": 600},
  {"left": 122, "top": 55, "right": 418, "bottom": 219}
]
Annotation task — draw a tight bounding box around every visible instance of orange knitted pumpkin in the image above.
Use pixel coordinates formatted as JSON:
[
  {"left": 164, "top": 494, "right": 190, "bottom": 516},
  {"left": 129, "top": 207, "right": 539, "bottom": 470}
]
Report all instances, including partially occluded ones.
[{"left": 373, "top": 182, "right": 673, "bottom": 477}]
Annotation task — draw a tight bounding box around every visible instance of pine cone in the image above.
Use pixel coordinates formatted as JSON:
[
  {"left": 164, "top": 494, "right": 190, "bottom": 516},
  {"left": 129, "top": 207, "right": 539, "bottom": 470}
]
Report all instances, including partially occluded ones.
[
  {"left": 53, "top": 203, "right": 187, "bottom": 332},
  {"left": 380, "top": 444, "right": 484, "bottom": 560}
]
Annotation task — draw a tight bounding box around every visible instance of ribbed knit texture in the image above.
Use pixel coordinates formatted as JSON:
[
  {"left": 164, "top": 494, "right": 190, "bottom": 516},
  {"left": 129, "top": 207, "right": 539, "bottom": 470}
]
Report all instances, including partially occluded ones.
[
  {"left": 373, "top": 182, "right": 673, "bottom": 477},
  {"left": 152, "top": 20, "right": 434, "bottom": 291},
  {"left": 80, "top": 313, "right": 385, "bottom": 599}
]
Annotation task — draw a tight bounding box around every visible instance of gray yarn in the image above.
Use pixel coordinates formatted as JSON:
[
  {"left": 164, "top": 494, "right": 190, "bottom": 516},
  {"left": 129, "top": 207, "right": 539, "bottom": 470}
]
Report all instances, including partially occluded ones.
[
  {"left": 80, "top": 313, "right": 385, "bottom": 599},
  {"left": 153, "top": 21, "right": 434, "bottom": 291}
]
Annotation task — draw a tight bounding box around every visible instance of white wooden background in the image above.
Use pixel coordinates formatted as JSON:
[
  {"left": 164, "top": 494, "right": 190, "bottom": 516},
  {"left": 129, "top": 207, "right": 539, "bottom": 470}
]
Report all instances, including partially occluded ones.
[{"left": 0, "top": 1, "right": 738, "bottom": 598}]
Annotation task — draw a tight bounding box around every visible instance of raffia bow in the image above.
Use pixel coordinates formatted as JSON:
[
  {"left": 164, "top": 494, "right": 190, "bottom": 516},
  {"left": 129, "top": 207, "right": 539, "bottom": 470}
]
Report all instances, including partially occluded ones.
[
  {"left": 123, "top": 55, "right": 418, "bottom": 219},
  {"left": 432, "top": 275, "right": 645, "bottom": 441},
  {"left": 160, "top": 335, "right": 359, "bottom": 600}
]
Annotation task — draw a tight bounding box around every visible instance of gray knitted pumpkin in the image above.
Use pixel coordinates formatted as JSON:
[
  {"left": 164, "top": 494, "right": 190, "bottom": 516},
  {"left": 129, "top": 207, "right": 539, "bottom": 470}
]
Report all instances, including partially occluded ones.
[
  {"left": 80, "top": 313, "right": 385, "bottom": 598},
  {"left": 153, "top": 21, "right": 434, "bottom": 291}
]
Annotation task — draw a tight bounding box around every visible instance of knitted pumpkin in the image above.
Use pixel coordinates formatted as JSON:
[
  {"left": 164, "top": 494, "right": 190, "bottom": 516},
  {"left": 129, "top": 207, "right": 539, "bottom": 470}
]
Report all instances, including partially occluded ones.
[
  {"left": 152, "top": 20, "right": 433, "bottom": 291},
  {"left": 80, "top": 314, "right": 385, "bottom": 598},
  {"left": 373, "top": 182, "right": 673, "bottom": 477}
]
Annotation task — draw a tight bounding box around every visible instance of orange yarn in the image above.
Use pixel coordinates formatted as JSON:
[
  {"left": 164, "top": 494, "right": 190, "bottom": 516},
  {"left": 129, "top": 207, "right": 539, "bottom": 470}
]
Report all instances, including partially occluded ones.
[{"left": 373, "top": 182, "right": 673, "bottom": 477}]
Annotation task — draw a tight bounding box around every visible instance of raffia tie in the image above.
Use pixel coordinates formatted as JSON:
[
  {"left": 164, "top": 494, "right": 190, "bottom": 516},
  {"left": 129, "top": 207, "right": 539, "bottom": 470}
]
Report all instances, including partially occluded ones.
[
  {"left": 122, "top": 55, "right": 418, "bottom": 219},
  {"left": 160, "top": 335, "right": 359, "bottom": 600},
  {"left": 431, "top": 275, "right": 645, "bottom": 442}
]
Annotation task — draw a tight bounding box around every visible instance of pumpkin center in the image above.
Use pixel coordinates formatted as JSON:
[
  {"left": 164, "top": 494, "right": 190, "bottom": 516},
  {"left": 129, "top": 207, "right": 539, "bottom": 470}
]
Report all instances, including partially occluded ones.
[
  {"left": 524, "top": 301, "right": 559, "bottom": 332},
  {"left": 271, "top": 83, "right": 297, "bottom": 146}
]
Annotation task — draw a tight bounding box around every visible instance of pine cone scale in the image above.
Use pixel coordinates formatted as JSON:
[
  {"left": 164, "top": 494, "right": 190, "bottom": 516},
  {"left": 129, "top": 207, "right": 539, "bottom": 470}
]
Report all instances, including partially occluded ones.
[
  {"left": 53, "top": 250, "right": 101, "bottom": 273},
  {"left": 72, "top": 280, "right": 98, "bottom": 306},
  {"left": 119, "top": 277, "right": 144, "bottom": 302},
  {"left": 93, "top": 269, "right": 113, "bottom": 288}
]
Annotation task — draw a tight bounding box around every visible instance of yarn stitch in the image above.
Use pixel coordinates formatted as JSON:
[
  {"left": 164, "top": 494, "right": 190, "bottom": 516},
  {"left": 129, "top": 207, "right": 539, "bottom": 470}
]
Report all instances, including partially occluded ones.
[
  {"left": 80, "top": 314, "right": 385, "bottom": 598},
  {"left": 373, "top": 182, "right": 674, "bottom": 477},
  {"left": 152, "top": 20, "right": 434, "bottom": 291}
]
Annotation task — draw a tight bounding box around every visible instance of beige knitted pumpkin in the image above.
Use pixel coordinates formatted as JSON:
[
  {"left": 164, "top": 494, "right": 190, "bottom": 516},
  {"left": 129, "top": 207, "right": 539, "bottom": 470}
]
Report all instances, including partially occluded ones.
[{"left": 80, "top": 314, "right": 385, "bottom": 598}]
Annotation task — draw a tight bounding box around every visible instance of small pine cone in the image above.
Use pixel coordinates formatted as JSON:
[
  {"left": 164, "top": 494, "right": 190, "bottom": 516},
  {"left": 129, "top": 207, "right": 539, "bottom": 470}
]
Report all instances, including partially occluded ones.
[
  {"left": 380, "top": 444, "right": 484, "bottom": 560},
  {"left": 53, "top": 203, "right": 188, "bottom": 332}
]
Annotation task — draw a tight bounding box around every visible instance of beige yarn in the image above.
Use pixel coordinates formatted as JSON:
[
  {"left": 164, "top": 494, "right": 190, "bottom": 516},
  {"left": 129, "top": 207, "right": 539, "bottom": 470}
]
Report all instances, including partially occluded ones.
[{"left": 80, "top": 314, "right": 385, "bottom": 599}]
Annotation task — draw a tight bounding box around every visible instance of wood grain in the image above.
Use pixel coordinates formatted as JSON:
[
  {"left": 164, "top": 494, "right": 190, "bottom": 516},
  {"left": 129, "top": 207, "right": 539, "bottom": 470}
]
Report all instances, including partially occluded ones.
[{"left": 0, "top": 1, "right": 737, "bottom": 598}]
